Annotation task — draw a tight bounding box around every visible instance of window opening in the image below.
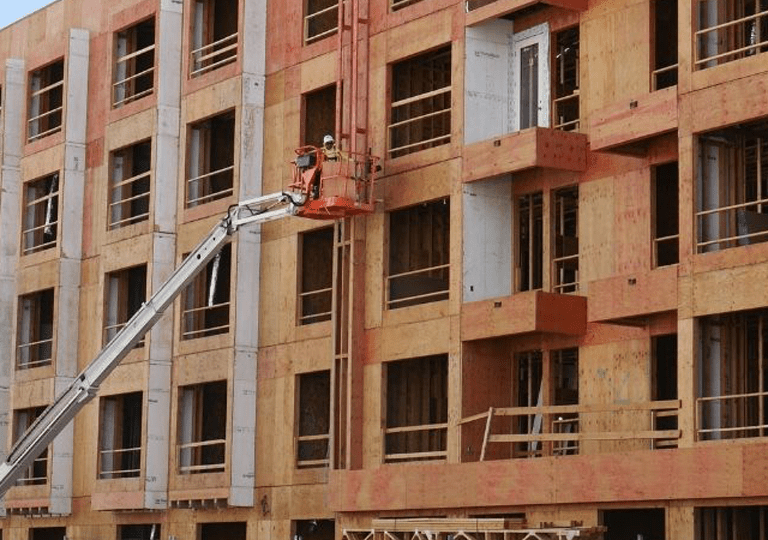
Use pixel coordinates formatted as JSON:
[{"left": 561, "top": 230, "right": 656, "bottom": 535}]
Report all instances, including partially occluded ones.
[
  {"left": 552, "top": 27, "right": 580, "bottom": 131},
  {"left": 389, "top": 46, "right": 451, "bottom": 158},
  {"left": 29, "top": 528, "right": 66, "bottom": 540},
  {"left": 601, "top": 508, "right": 666, "bottom": 540},
  {"left": 698, "top": 309, "right": 768, "bottom": 440},
  {"left": 513, "top": 350, "right": 543, "bottom": 458},
  {"left": 299, "top": 227, "right": 333, "bottom": 324},
  {"left": 696, "top": 505, "right": 768, "bottom": 540},
  {"left": 302, "top": 85, "right": 336, "bottom": 147},
  {"left": 696, "top": 123, "right": 768, "bottom": 252},
  {"left": 296, "top": 370, "right": 331, "bottom": 467},
  {"left": 109, "top": 140, "right": 151, "bottom": 229},
  {"left": 653, "top": 162, "right": 679, "bottom": 266},
  {"left": 178, "top": 380, "right": 227, "bottom": 474},
  {"left": 304, "top": 0, "right": 338, "bottom": 44},
  {"left": 99, "top": 392, "right": 143, "bottom": 479},
  {"left": 187, "top": 111, "right": 235, "bottom": 207},
  {"left": 113, "top": 18, "right": 155, "bottom": 108},
  {"left": 652, "top": 0, "right": 678, "bottom": 89},
  {"left": 199, "top": 523, "right": 246, "bottom": 540},
  {"left": 190, "top": 0, "right": 238, "bottom": 77},
  {"left": 516, "top": 192, "right": 543, "bottom": 292},
  {"left": 14, "top": 407, "right": 48, "bottom": 485},
  {"left": 22, "top": 173, "right": 59, "bottom": 255},
  {"left": 17, "top": 289, "right": 54, "bottom": 370},
  {"left": 293, "top": 520, "right": 335, "bottom": 540},
  {"left": 387, "top": 199, "right": 450, "bottom": 309},
  {"left": 118, "top": 524, "right": 161, "bottom": 540},
  {"left": 28, "top": 60, "right": 64, "bottom": 141},
  {"left": 105, "top": 265, "right": 147, "bottom": 346},
  {"left": 181, "top": 244, "right": 231, "bottom": 339},
  {"left": 696, "top": 0, "right": 768, "bottom": 69},
  {"left": 652, "top": 334, "right": 678, "bottom": 448},
  {"left": 384, "top": 354, "right": 448, "bottom": 462},
  {"left": 552, "top": 186, "right": 579, "bottom": 293}
]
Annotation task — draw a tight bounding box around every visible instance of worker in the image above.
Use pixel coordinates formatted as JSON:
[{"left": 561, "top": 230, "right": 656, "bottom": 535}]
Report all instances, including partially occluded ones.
[{"left": 321, "top": 134, "right": 342, "bottom": 161}]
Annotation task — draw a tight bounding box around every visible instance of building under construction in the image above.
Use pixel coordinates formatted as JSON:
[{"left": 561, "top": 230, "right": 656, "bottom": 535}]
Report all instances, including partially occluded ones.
[{"left": 0, "top": 0, "right": 768, "bottom": 538}]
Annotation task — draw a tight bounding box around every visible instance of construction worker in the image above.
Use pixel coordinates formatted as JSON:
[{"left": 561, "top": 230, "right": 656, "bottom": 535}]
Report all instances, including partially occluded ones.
[{"left": 321, "top": 134, "right": 342, "bottom": 161}]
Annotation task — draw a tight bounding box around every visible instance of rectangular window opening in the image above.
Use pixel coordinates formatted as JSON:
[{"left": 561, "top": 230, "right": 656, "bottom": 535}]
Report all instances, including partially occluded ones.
[
  {"left": 697, "top": 122, "right": 768, "bottom": 252},
  {"left": 109, "top": 140, "right": 152, "bottom": 229},
  {"left": 552, "top": 186, "right": 579, "bottom": 293},
  {"left": 653, "top": 161, "right": 679, "bottom": 266},
  {"left": 696, "top": 505, "right": 768, "bottom": 540},
  {"left": 17, "top": 288, "right": 54, "bottom": 370},
  {"left": 181, "top": 244, "right": 231, "bottom": 339},
  {"left": 113, "top": 17, "right": 155, "bottom": 108},
  {"left": 601, "top": 508, "right": 666, "bottom": 540},
  {"left": 299, "top": 227, "right": 334, "bottom": 325},
  {"left": 29, "top": 528, "right": 66, "bottom": 540},
  {"left": 28, "top": 59, "right": 64, "bottom": 141},
  {"left": 389, "top": 46, "right": 452, "bottom": 158},
  {"left": 104, "top": 265, "right": 147, "bottom": 347},
  {"left": 293, "top": 520, "right": 335, "bottom": 540},
  {"left": 384, "top": 354, "right": 448, "bottom": 462},
  {"left": 387, "top": 198, "right": 450, "bottom": 309},
  {"left": 199, "top": 523, "right": 246, "bottom": 540},
  {"left": 14, "top": 407, "right": 48, "bottom": 486},
  {"left": 304, "top": 0, "right": 338, "bottom": 44},
  {"left": 652, "top": 0, "right": 678, "bottom": 89},
  {"left": 118, "top": 524, "right": 161, "bottom": 540},
  {"left": 516, "top": 192, "right": 543, "bottom": 292},
  {"left": 652, "top": 334, "right": 679, "bottom": 448},
  {"left": 178, "top": 381, "right": 227, "bottom": 474},
  {"left": 186, "top": 111, "right": 235, "bottom": 207},
  {"left": 296, "top": 370, "right": 331, "bottom": 468},
  {"left": 22, "top": 172, "right": 60, "bottom": 255},
  {"left": 302, "top": 85, "right": 336, "bottom": 148},
  {"left": 552, "top": 27, "right": 580, "bottom": 131},
  {"left": 99, "top": 392, "right": 143, "bottom": 479},
  {"left": 190, "top": 0, "right": 239, "bottom": 77},
  {"left": 696, "top": 0, "right": 768, "bottom": 69}
]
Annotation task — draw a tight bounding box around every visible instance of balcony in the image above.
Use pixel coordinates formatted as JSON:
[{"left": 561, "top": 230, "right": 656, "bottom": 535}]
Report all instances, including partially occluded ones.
[
  {"left": 465, "top": 0, "right": 587, "bottom": 27},
  {"left": 590, "top": 86, "right": 678, "bottom": 154},
  {"left": 461, "top": 290, "right": 586, "bottom": 341},
  {"left": 462, "top": 128, "right": 587, "bottom": 183}
]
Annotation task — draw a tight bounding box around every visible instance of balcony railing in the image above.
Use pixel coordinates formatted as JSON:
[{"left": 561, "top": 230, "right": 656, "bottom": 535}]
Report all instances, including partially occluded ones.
[
  {"left": 383, "top": 422, "right": 448, "bottom": 463},
  {"left": 652, "top": 63, "right": 678, "bottom": 90},
  {"left": 109, "top": 170, "right": 151, "bottom": 229},
  {"left": 386, "top": 263, "right": 449, "bottom": 309},
  {"left": 296, "top": 433, "right": 330, "bottom": 468},
  {"left": 28, "top": 79, "right": 63, "bottom": 141},
  {"left": 460, "top": 400, "right": 680, "bottom": 460},
  {"left": 113, "top": 43, "right": 155, "bottom": 107},
  {"left": 696, "top": 8, "right": 768, "bottom": 68},
  {"left": 388, "top": 86, "right": 451, "bottom": 158},
  {"left": 103, "top": 322, "right": 145, "bottom": 348},
  {"left": 190, "top": 32, "right": 238, "bottom": 77},
  {"left": 16, "top": 338, "right": 53, "bottom": 370},
  {"left": 696, "top": 199, "right": 768, "bottom": 251},
  {"left": 552, "top": 92, "right": 580, "bottom": 131},
  {"left": 696, "top": 390, "right": 768, "bottom": 440},
  {"left": 552, "top": 253, "right": 579, "bottom": 293},
  {"left": 304, "top": 2, "right": 338, "bottom": 44},
  {"left": 653, "top": 233, "right": 679, "bottom": 267},
  {"left": 181, "top": 301, "right": 230, "bottom": 339},
  {"left": 16, "top": 455, "right": 48, "bottom": 486},
  {"left": 299, "top": 287, "right": 332, "bottom": 324},
  {"left": 98, "top": 446, "right": 142, "bottom": 479},
  {"left": 186, "top": 165, "right": 234, "bottom": 207},
  {"left": 178, "top": 439, "right": 226, "bottom": 474}
]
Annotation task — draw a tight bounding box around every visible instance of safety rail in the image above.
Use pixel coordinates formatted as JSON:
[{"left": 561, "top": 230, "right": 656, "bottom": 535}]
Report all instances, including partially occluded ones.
[
  {"left": 103, "top": 322, "right": 145, "bottom": 348},
  {"left": 653, "top": 233, "right": 679, "bottom": 267},
  {"left": 98, "top": 446, "right": 141, "bottom": 479},
  {"left": 383, "top": 422, "right": 448, "bottom": 463},
  {"left": 178, "top": 439, "right": 226, "bottom": 474},
  {"left": 22, "top": 182, "right": 59, "bottom": 254},
  {"left": 299, "top": 287, "right": 333, "bottom": 324},
  {"left": 696, "top": 390, "right": 768, "bottom": 440},
  {"left": 295, "top": 433, "right": 330, "bottom": 468},
  {"left": 552, "top": 92, "right": 580, "bottom": 131},
  {"left": 390, "top": 0, "right": 421, "bottom": 10},
  {"left": 386, "top": 263, "right": 449, "bottom": 309},
  {"left": 388, "top": 86, "right": 451, "bottom": 157},
  {"left": 190, "top": 32, "right": 238, "bottom": 77},
  {"left": 181, "top": 301, "right": 230, "bottom": 340},
  {"left": 304, "top": 2, "right": 338, "bottom": 44},
  {"left": 186, "top": 165, "right": 234, "bottom": 207},
  {"left": 28, "top": 79, "right": 63, "bottom": 141},
  {"left": 108, "top": 170, "right": 151, "bottom": 229},
  {"left": 696, "top": 198, "right": 768, "bottom": 251},
  {"left": 112, "top": 43, "right": 155, "bottom": 107},
  {"left": 552, "top": 253, "right": 579, "bottom": 293},
  {"left": 460, "top": 400, "right": 680, "bottom": 460},
  {"left": 652, "top": 63, "right": 678, "bottom": 90},
  {"left": 16, "top": 339, "right": 53, "bottom": 370},
  {"left": 696, "top": 8, "right": 768, "bottom": 68},
  {"left": 16, "top": 455, "right": 47, "bottom": 486}
]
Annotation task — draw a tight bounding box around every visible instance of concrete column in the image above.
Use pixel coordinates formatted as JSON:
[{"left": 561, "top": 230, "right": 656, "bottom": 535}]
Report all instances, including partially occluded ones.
[
  {"left": 0, "top": 59, "right": 26, "bottom": 516},
  {"left": 143, "top": 0, "right": 184, "bottom": 510},
  {"left": 49, "top": 28, "right": 90, "bottom": 517},
  {"left": 228, "top": 0, "right": 268, "bottom": 507}
]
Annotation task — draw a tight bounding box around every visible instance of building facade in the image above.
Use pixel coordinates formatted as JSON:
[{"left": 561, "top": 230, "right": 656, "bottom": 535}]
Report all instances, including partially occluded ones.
[{"left": 0, "top": 0, "right": 768, "bottom": 539}]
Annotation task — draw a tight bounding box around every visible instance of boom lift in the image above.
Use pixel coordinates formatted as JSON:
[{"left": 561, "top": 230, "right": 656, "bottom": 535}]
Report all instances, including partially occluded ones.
[{"left": 0, "top": 147, "right": 378, "bottom": 496}]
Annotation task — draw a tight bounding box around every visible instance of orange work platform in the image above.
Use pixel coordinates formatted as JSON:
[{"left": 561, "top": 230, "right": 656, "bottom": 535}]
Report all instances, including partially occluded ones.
[{"left": 290, "top": 146, "right": 379, "bottom": 220}]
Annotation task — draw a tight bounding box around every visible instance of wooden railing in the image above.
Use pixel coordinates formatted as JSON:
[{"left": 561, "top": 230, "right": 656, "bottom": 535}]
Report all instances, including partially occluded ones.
[
  {"left": 186, "top": 165, "right": 234, "bottom": 207},
  {"left": 696, "top": 198, "right": 768, "bottom": 251},
  {"left": 190, "top": 32, "right": 238, "bottom": 77},
  {"left": 652, "top": 63, "right": 678, "bottom": 90},
  {"left": 298, "top": 287, "right": 332, "bottom": 324},
  {"left": 386, "top": 263, "right": 449, "bottom": 309},
  {"left": 103, "top": 321, "right": 146, "bottom": 348},
  {"left": 696, "top": 8, "right": 768, "bottom": 68},
  {"left": 181, "top": 301, "right": 230, "bottom": 340},
  {"left": 98, "top": 446, "right": 142, "bottom": 479},
  {"left": 108, "top": 170, "right": 151, "bottom": 229},
  {"left": 383, "top": 422, "right": 448, "bottom": 462},
  {"left": 696, "top": 390, "right": 768, "bottom": 440},
  {"left": 295, "top": 433, "right": 330, "bottom": 468},
  {"left": 16, "top": 338, "right": 53, "bottom": 370},
  {"left": 552, "top": 92, "right": 580, "bottom": 131},
  {"left": 460, "top": 400, "right": 680, "bottom": 460},
  {"left": 22, "top": 189, "right": 58, "bottom": 254},
  {"left": 304, "top": 2, "right": 338, "bottom": 44},
  {"left": 27, "top": 79, "right": 63, "bottom": 141},
  {"left": 388, "top": 86, "right": 451, "bottom": 157},
  {"left": 16, "top": 454, "right": 47, "bottom": 486},
  {"left": 178, "top": 439, "right": 226, "bottom": 474},
  {"left": 552, "top": 253, "right": 578, "bottom": 293},
  {"left": 653, "top": 233, "right": 679, "bottom": 267},
  {"left": 112, "top": 43, "right": 155, "bottom": 107}
]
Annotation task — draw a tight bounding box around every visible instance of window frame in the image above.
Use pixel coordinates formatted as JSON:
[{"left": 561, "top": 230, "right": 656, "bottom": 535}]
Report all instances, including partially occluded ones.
[{"left": 511, "top": 22, "right": 550, "bottom": 132}]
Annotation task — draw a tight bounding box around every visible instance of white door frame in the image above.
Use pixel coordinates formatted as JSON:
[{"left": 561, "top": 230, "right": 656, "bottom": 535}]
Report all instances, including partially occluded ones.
[{"left": 511, "top": 22, "right": 550, "bottom": 132}]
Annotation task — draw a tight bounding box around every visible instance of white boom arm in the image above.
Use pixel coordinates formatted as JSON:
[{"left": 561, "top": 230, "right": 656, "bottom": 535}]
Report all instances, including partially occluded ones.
[{"left": 0, "top": 191, "right": 306, "bottom": 496}]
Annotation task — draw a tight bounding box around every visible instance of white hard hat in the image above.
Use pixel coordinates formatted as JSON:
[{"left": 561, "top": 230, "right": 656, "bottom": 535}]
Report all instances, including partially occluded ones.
[{"left": 323, "top": 134, "right": 334, "bottom": 144}]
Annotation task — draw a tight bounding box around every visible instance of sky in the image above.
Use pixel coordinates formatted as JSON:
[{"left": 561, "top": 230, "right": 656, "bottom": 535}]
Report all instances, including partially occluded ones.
[{"left": 0, "top": 0, "right": 58, "bottom": 31}]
